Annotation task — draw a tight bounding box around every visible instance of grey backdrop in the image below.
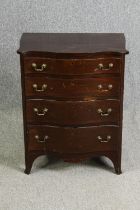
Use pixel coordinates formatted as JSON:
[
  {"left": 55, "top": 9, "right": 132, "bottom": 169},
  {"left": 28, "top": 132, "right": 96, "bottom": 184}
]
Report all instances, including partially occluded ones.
[
  {"left": 0, "top": 0, "right": 139, "bottom": 107},
  {"left": 0, "top": 1, "right": 140, "bottom": 144},
  {"left": 0, "top": 1, "right": 140, "bottom": 209},
  {"left": 0, "top": 0, "right": 139, "bottom": 110},
  {"left": 1, "top": 0, "right": 140, "bottom": 149}
]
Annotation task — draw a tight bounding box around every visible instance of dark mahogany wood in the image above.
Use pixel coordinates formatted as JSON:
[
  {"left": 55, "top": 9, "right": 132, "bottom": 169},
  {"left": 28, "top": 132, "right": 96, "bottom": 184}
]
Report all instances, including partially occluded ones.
[
  {"left": 17, "top": 33, "right": 128, "bottom": 174},
  {"left": 26, "top": 99, "right": 120, "bottom": 126},
  {"left": 17, "top": 33, "right": 128, "bottom": 55},
  {"left": 24, "top": 57, "right": 121, "bottom": 75},
  {"left": 27, "top": 125, "right": 119, "bottom": 152},
  {"left": 25, "top": 77, "right": 120, "bottom": 99}
]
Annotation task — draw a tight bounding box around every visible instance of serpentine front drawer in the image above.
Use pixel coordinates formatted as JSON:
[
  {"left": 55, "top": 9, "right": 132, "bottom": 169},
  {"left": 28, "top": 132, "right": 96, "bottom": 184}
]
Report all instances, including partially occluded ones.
[
  {"left": 27, "top": 125, "right": 119, "bottom": 153},
  {"left": 24, "top": 77, "right": 120, "bottom": 99},
  {"left": 26, "top": 99, "right": 120, "bottom": 126},
  {"left": 23, "top": 57, "right": 121, "bottom": 75}
]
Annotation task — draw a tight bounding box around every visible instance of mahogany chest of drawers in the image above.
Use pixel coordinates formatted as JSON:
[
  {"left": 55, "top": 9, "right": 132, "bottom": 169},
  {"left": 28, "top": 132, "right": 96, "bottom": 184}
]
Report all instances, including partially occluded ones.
[{"left": 17, "top": 33, "right": 128, "bottom": 174}]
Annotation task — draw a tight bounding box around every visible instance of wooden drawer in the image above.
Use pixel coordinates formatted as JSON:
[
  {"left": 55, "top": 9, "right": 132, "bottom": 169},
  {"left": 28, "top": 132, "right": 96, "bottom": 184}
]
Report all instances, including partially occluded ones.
[
  {"left": 24, "top": 57, "right": 121, "bottom": 75},
  {"left": 27, "top": 125, "right": 119, "bottom": 153},
  {"left": 25, "top": 77, "right": 120, "bottom": 98},
  {"left": 26, "top": 99, "right": 120, "bottom": 126}
]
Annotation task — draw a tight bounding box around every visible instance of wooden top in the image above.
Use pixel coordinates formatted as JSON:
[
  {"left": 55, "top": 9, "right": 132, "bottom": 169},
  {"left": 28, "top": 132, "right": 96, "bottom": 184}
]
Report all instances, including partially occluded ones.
[{"left": 17, "top": 33, "right": 128, "bottom": 55}]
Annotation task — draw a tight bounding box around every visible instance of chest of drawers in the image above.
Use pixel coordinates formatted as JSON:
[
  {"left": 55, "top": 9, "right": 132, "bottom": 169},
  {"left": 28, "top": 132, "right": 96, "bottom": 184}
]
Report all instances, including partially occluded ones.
[{"left": 17, "top": 33, "right": 128, "bottom": 174}]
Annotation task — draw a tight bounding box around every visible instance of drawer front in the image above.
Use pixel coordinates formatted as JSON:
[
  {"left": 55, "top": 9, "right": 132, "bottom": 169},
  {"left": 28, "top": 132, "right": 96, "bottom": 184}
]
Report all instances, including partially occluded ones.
[
  {"left": 24, "top": 57, "right": 121, "bottom": 75},
  {"left": 25, "top": 77, "right": 120, "bottom": 98},
  {"left": 27, "top": 125, "right": 119, "bottom": 153},
  {"left": 26, "top": 99, "right": 120, "bottom": 126}
]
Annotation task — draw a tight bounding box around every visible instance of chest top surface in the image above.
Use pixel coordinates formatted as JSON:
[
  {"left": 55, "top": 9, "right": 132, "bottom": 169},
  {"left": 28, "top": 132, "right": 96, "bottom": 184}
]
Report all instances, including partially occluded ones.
[{"left": 17, "top": 33, "right": 128, "bottom": 55}]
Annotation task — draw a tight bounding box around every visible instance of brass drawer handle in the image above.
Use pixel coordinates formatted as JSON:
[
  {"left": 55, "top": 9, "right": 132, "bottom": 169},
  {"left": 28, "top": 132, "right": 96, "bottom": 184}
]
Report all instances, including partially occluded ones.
[
  {"left": 34, "top": 108, "right": 48, "bottom": 116},
  {"left": 35, "top": 135, "right": 49, "bottom": 143},
  {"left": 97, "top": 84, "right": 113, "bottom": 91},
  {"left": 97, "top": 135, "right": 111, "bottom": 143},
  {"left": 32, "top": 63, "right": 47, "bottom": 72},
  {"left": 33, "top": 84, "right": 47, "bottom": 92},
  {"left": 97, "top": 108, "right": 112, "bottom": 116},
  {"left": 95, "top": 63, "right": 113, "bottom": 71}
]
